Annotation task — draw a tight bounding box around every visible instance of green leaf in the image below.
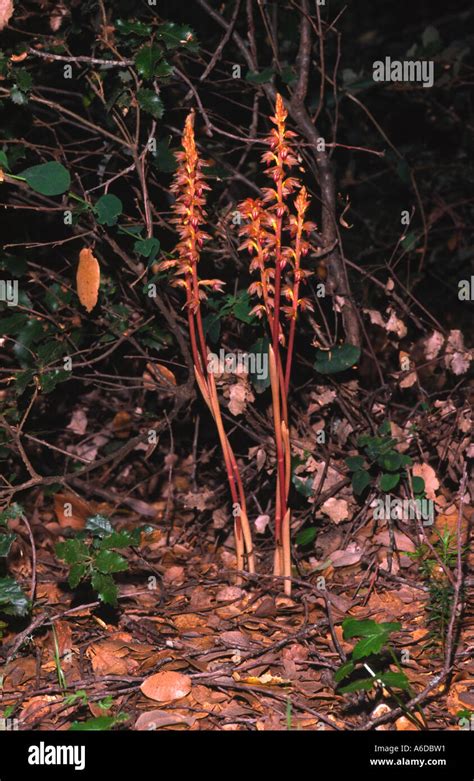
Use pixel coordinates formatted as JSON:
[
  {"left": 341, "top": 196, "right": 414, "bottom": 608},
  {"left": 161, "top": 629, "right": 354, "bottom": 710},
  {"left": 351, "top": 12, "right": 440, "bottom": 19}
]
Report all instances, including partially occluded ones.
[
  {"left": 248, "top": 337, "right": 270, "bottom": 393},
  {"left": 246, "top": 67, "right": 274, "bottom": 84},
  {"left": 85, "top": 514, "right": 113, "bottom": 537},
  {"left": 342, "top": 618, "right": 401, "bottom": 639},
  {"left": 152, "top": 138, "right": 177, "bottom": 173},
  {"left": 339, "top": 677, "right": 375, "bottom": 694},
  {"left": 157, "top": 22, "right": 197, "bottom": 50},
  {"left": 68, "top": 562, "right": 88, "bottom": 589},
  {"left": 380, "top": 472, "right": 400, "bottom": 492},
  {"left": 342, "top": 618, "right": 401, "bottom": 659},
  {"left": 93, "top": 549, "right": 128, "bottom": 575},
  {"left": 94, "top": 194, "right": 123, "bottom": 227},
  {"left": 134, "top": 237, "right": 160, "bottom": 263},
  {"left": 40, "top": 369, "right": 70, "bottom": 394},
  {"left": 137, "top": 89, "right": 164, "bottom": 119},
  {"left": 345, "top": 456, "right": 365, "bottom": 472},
  {"left": 352, "top": 469, "right": 371, "bottom": 495},
  {"left": 281, "top": 66, "right": 297, "bottom": 85},
  {"left": 380, "top": 451, "right": 402, "bottom": 472},
  {"left": 296, "top": 527, "right": 317, "bottom": 546},
  {"left": 135, "top": 44, "right": 162, "bottom": 78},
  {"left": 37, "top": 340, "right": 66, "bottom": 366},
  {"left": 379, "top": 670, "right": 410, "bottom": 691},
  {"left": 20, "top": 162, "right": 70, "bottom": 196},
  {"left": 0, "top": 533, "right": 16, "bottom": 557},
  {"left": 0, "top": 150, "right": 11, "bottom": 171},
  {"left": 116, "top": 19, "right": 152, "bottom": 36},
  {"left": 292, "top": 475, "right": 314, "bottom": 498},
  {"left": 0, "top": 503, "right": 23, "bottom": 524},
  {"left": 232, "top": 291, "right": 254, "bottom": 323},
  {"left": 412, "top": 476, "right": 425, "bottom": 494},
  {"left": 98, "top": 530, "right": 141, "bottom": 549},
  {"left": 69, "top": 715, "right": 120, "bottom": 731},
  {"left": 314, "top": 344, "right": 361, "bottom": 374},
  {"left": 55, "top": 539, "right": 90, "bottom": 565},
  {"left": 15, "top": 369, "right": 35, "bottom": 396},
  {"left": 91, "top": 571, "right": 118, "bottom": 606},
  {"left": 334, "top": 660, "right": 355, "bottom": 683},
  {"left": 0, "top": 577, "right": 30, "bottom": 617}
]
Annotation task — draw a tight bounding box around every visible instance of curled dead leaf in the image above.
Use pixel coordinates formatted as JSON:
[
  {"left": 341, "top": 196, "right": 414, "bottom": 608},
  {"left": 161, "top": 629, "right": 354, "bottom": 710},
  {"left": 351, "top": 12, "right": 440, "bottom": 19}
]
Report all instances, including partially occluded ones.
[{"left": 76, "top": 248, "right": 100, "bottom": 313}]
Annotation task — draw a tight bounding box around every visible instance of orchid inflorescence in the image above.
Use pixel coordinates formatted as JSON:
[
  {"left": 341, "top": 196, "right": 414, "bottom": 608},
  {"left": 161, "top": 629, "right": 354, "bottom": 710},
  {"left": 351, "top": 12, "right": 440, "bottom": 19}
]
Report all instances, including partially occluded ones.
[{"left": 163, "top": 96, "right": 318, "bottom": 594}]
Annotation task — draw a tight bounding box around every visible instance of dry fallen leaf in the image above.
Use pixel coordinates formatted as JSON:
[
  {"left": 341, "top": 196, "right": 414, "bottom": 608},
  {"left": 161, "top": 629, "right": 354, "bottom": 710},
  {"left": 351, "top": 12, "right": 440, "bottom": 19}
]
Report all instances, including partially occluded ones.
[
  {"left": 412, "top": 463, "right": 439, "bottom": 500},
  {"left": 0, "top": 0, "right": 13, "bottom": 31},
  {"left": 135, "top": 709, "right": 195, "bottom": 730},
  {"left": 140, "top": 671, "right": 192, "bottom": 703},
  {"left": 321, "top": 497, "right": 349, "bottom": 524},
  {"left": 76, "top": 248, "right": 100, "bottom": 312},
  {"left": 53, "top": 492, "right": 94, "bottom": 529}
]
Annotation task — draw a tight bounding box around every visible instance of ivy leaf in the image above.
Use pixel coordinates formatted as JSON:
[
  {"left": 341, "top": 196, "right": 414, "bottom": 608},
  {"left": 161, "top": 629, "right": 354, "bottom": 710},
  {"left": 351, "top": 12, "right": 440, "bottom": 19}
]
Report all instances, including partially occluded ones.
[
  {"left": 0, "top": 577, "right": 30, "bottom": 617},
  {"left": 314, "top": 344, "right": 361, "bottom": 374},
  {"left": 380, "top": 472, "right": 400, "bottom": 492},
  {"left": 94, "top": 194, "right": 123, "bottom": 226},
  {"left": 91, "top": 571, "right": 118, "bottom": 606},
  {"left": 137, "top": 89, "right": 164, "bottom": 119},
  {"left": 352, "top": 469, "right": 371, "bottom": 495},
  {"left": 93, "top": 549, "right": 128, "bottom": 575}
]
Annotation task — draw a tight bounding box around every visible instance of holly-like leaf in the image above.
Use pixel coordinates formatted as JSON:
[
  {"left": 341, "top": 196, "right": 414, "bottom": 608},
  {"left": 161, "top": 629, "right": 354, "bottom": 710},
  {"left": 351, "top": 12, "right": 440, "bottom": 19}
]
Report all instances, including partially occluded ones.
[
  {"left": 91, "top": 571, "right": 118, "bottom": 606},
  {"left": 93, "top": 549, "right": 128, "bottom": 575},
  {"left": 0, "top": 577, "right": 30, "bottom": 617},
  {"left": 0, "top": 533, "right": 16, "bottom": 557},
  {"left": 55, "top": 539, "right": 90, "bottom": 565},
  {"left": 85, "top": 514, "right": 113, "bottom": 537},
  {"left": 20, "top": 162, "right": 70, "bottom": 196},
  {"left": 339, "top": 677, "right": 375, "bottom": 694},
  {"left": 137, "top": 89, "right": 164, "bottom": 119},
  {"left": 135, "top": 44, "right": 162, "bottom": 78},
  {"left": 68, "top": 562, "right": 88, "bottom": 589}
]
